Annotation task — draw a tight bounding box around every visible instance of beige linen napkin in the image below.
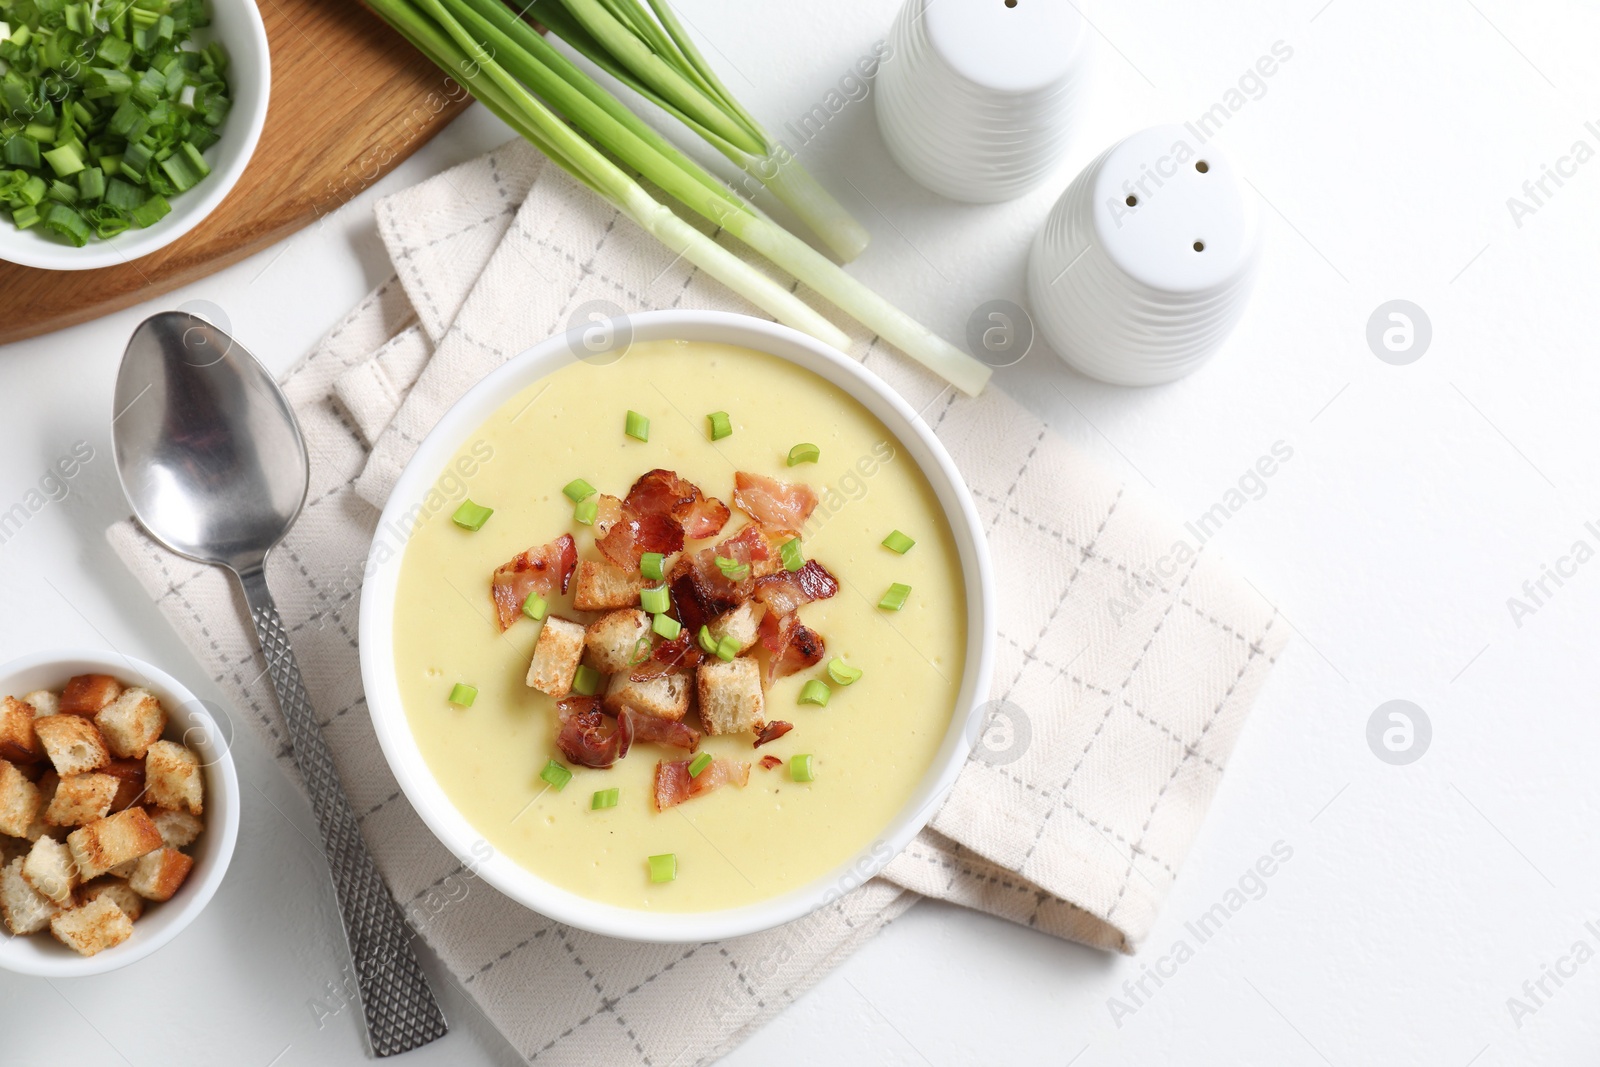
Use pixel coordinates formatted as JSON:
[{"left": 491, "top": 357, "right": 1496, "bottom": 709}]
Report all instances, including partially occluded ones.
[{"left": 108, "top": 139, "right": 1285, "bottom": 1065}]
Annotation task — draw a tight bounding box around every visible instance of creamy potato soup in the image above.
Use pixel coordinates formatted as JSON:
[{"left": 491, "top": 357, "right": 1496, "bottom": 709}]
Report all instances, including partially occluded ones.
[{"left": 392, "top": 340, "right": 965, "bottom": 911}]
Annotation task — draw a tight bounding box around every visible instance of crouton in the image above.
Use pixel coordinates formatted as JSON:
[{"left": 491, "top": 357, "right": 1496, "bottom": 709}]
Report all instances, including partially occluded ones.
[
  {"left": 100, "top": 759, "right": 146, "bottom": 812},
  {"left": 34, "top": 715, "right": 110, "bottom": 776},
  {"left": 21, "top": 836, "right": 77, "bottom": 905},
  {"left": 709, "top": 601, "right": 763, "bottom": 656},
  {"left": 572, "top": 558, "right": 649, "bottom": 610},
  {"left": 67, "top": 807, "right": 163, "bottom": 880},
  {"left": 0, "top": 696, "right": 43, "bottom": 763},
  {"left": 1, "top": 856, "right": 59, "bottom": 934},
  {"left": 59, "top": 674, "right": 123, "bottom": 717},
  {"left": 50, "top": 895, "right": 134, "bottom": 957},
  {"left": 149, "top": 808, "right": 203, "bottom": 849},
  {"left": 94, "top": 687, "right": 167, "bottom": 760},
  {"left": 106, "top": 860, "right": 138, "bottom": 879},
  {"left": 0, "top": 759, "right": 41, "bottom": 838},
  {"left": 526, "top": 616, "right": 586, "bottom": 698},
  {"left": 129, "top": 847, "right": 194, "bottom": 902},
  {"left": 696, "top": 658, "right": 766, "bottom": 736},
  {"left": 81, "top": 879, "right": 145, "bottom": 921},
  {"left": 603, "top": 670, "right": 692, "bottom": 722},
  {"left": 22, "top": 690, "right": 59, "bottom": 717},
  {"left": 584, "top": 609, "right": 652, "bottom": 674},
  {"left": 144, "top": 740, "right": 203, "bottom": 815},
  {"left": 44, "top": 773, "right": 118, "bottom": 827}
]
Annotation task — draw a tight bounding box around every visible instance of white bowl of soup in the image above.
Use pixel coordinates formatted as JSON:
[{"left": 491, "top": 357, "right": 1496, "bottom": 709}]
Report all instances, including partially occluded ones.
[{"left": 359, "top": 311, "right": 994, "bottom": 942}]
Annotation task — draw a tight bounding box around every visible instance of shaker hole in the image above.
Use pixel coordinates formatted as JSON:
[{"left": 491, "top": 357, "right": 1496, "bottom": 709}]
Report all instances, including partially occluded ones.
[
  {"left": 1005, "top": 0, "right": 1018, "bottom": 7},
  {"left": 1193, "top": 241, "right": 1205, "bottom": 252},
  {"left": 1125, "top": 195, "right": 1137, "bottom": 207},
  {"left": 1195, "top": 160, "right": 1210, "bottom": 173}
]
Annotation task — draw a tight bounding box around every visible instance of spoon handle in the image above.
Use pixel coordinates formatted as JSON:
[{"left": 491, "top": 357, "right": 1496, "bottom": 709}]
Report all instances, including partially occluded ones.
[{"left": 237, "top": 563, "right": 449, "bottom": 1057}]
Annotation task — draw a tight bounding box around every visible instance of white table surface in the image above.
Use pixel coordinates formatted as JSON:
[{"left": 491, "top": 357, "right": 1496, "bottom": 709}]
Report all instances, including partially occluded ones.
[{"left": 5, "top": 0, "right": 1598, "bottom": 1062}]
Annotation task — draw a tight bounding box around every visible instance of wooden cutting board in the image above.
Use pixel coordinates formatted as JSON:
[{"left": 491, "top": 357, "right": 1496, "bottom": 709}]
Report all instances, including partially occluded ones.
[{"left": 0, "top": 0, "right": 474, "bottom": 345}]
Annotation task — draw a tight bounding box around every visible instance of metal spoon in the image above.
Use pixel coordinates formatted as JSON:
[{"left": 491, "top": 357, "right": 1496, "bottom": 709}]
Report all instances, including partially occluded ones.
[{"left": 112, "top": 311, "right": 448, "bottom": 1057}]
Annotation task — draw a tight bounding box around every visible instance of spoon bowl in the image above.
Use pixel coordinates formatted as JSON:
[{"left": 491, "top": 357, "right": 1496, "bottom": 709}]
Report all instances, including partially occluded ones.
[{"left": 113, "top": 313, "right": 307, "bottom": 571}]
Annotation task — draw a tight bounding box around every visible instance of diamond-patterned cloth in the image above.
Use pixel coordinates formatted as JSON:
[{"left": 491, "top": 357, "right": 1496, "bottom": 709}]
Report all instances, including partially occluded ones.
[{"left": 107, "top": 139, "right": 1286, "bottom": 1065}]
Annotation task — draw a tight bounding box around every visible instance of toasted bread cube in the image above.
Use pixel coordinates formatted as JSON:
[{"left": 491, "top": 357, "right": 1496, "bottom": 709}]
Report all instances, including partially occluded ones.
[
  {"left": 149, "top": 808, "right": 203, "bottom": 849},
  {"left": 144, "top": 740, "right": 203, "bottom": 815},
  {"left": 709, "top": 601, "right": 763, "bottom": 656},
  {"left": 0, "top": 696, "right": 43, "bottom": 763},
  {"left": 106, "top": 859, "right": 138, "bottom": 879},
  {"left": 50, "top": 895, "right": 134, "bottom": 957},
  {"left": 67, "top": 807, "right": 163, "bottom": 880},
  {"left": 34, "top": 715, "right": 110, "bottom": 776},
  {"left": 129, "top": 846, "right": 194, "bottom": 902},
  {"left": 0, "top": 836, "right": 27, "bottom": 865},
  {"left": 603, "top": 670, "right": 692, "bottom": 723},
  {"left": 81, "top": 879, "right": 145, "bottom": 921},
  {"left": 101, "top": 759, "right": 146, "bottom": 812},
  {"left": 526, "top": 616, "right": 586, "bottom": 698},
  {"left": 1, "top": 856, "right": 59, "bottom": 934},
  {"left": 22, "top": 690, "right": 60, "bottom": 717},
  {"left": 44, "top": 773, "right": 118, "bottom": 827},
  {"left": 0, "top": 759, "right": 41, "bottom": 838},
  {"left": 585, "top": 609, "right": 652, "bottom": 674},
  {"left": 696, "top": 658, "right": 765, "bottom": 736},
  {"left": 94, "top": 688, "right": 167, "bottom": 760},
  {"left": 60, "top": 674, "right": 123, "bottom": 717},
  {"left": 21, "top": 835, "right": 78, "bottom": 905},
  {"left": 572, "top": 559, "right": 649, "bottom": 611}
]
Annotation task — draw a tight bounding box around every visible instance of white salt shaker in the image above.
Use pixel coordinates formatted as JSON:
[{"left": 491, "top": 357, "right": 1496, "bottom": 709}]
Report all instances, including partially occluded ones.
[
  {"left": 1026, "top": 124, "right": 1261, "bottom": 386},
  {"left": 876, "top": 0, "right": 1090, "bottom": 203}
]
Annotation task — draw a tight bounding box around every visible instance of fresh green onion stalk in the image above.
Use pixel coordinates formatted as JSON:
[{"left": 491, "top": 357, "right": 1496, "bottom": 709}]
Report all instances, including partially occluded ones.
[
  {"left": 364, "top": 0, "right": 993, "bottom": 396},
  {"left": 526, "top": 0, "right": 871, "bottom": 263}
]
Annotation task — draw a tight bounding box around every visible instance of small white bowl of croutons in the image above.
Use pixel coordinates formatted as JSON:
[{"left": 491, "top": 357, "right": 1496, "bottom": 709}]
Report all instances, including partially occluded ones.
[{"left": 0, "top": 650, "right": 238, "bottom": 977}]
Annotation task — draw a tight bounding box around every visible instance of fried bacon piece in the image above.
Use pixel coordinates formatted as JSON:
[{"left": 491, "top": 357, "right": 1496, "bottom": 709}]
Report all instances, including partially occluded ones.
[
  {"left": 758, "top": 611, "right": 826, "bottom": 682},
  {"left": 653, "top": 757, "right": 751, "bottom": 811},
  {"left": 732, "top": 472, "right": 818, "bottom": 532},
  {"left": 626, "top": 708, "right": 700, "bottom": 751},
  {"left": 752, "top": 560, "right": 839, "bottom": 616},
  {"left": 593, "top": 494, "right": 624, "bottom": 537},
  {"left": 754, "top": 721, "right": 793, "bottom": 747},
  {"left": 625, "top": 469, "right": 731, "bottom": 540},
  {"left": 555, "top": 696, "right": 633, "bottom": 768},
  {"left": 596, "top": 510, "right": 684, "bottom": 570},
  {"left": 759, "top": 755, "right": 783, "bottom": 770},
  {"left": 628, "top": 631, "right": 704, "bottom": 681},
  {"left": 492, "top": 534, "right": 577, "bottom": 631},
  {"left": 668, "top": 550, "right": 748, "bottom": 633},
  {"left": 715, "top": 522, "right": 793, "bottom": 580}
]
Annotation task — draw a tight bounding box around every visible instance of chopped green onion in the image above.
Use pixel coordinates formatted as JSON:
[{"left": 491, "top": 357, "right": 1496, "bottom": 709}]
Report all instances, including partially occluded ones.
[
  {"left": 882, "top": 530, "right": 916, "bottom": 554},
  {"left": 827, "top": 658, "right": 863, "bottom": 686},
  {"left": 540, "top": 759, "right": 573, "bottom": 790},
  {"left": 625, "top": 410, "right": 650, "bottom": 441},
  {"left": 452, "top": 499, "right": 494, "bottom": 530},
  {"left": 640, "top": 552, "right": 666, "bottom": 580},
  {"left": 563, "top": 477, "right": 597, "bottom": 502},
  {"left": 129, "top": 194, "right": 173, "bottom": 229},
  {"left": 790, "top": 754, "right": 815, "bottom": 782},
  {"left": 573, "top": 665, "right": 602, "bottom": 696},
  {"left": 697, "top": 625, "right": 719, "bottom": 655},
  {"left": 42, "top": 143, "right": 85, "bottom": 178},
  {"left": 714, "top": 556, "right": 750, "bottom": 581},
  {"left": 787, "top": 442, "right": 821, "bottom": 466},
  {"left": 652, "top": 613, "right": 682, "bottom": 640},
  {"left": 707, "top": 411, "right": 732, "bottom": 441},
  {"left": 640, "top": 585, "right": 671, "bottom": 614},
  {"left": 523, "top": 592, "right": 548, "bottom": 621},
  {"left": 591, "top": 787, "right": 620, "bottom": 810},
  {"left": 878, "top": 583, "right": 912, "bottom": 611},
  {"left": 715, "top": 634, "right": 740, "bottom": 662},
  {"left": 648, "top": 853, "right": 677, "bottom": 883},
  {"left": 779, "top": 538, "right": 805, "bottom": 572},
  {"left": 798, "top": 679, "right": 831, "bottom": 707},
  {"left": 574, "top": 498, "right": 599, "bottom": 525},
  {"left": 687, "top": 752, "right": 713, "bottom": 778},
  {"left": 448, "top": 683, "right": 478, "bottom": 707}
]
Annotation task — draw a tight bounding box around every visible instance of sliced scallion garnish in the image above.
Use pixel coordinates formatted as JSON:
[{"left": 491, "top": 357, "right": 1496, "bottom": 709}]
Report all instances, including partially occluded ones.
[
  {"left": 652, "top": 613, "right": 681, "bottom": 640},
  {"left": 640, "top": 585, "right": 670, "bottom": 614},
  {"left": 572, "top": 665, "right": 602, "bottom": 696},
  {"left": 640, "top": 551, "right": 665, "bottom": 580},
  {"left": 715, "top": 634, "right": 740, "bottom": 662},
  {"left": 451, "top": 500, "right": 493, "bottom": 530},
  {"left": 882, "top": 530, "right": 916, "bottom": 554},
  {"left": 697, "top": 624, "right": 718, "bottom": 656},
  {"left": 878, "top": 583, "right": 912, "bottom": 611},
  {"left": 798, "top": 679, "right": 830, "bottom": 707},
  {"left": 790, "top": 754, "right": 815, "bottom": 782},
  {"left": 707, "top": 411, "right": 732, "bottom": 441},
  {"left": 563, "top": 477, "right": 597, "bottom": 502},
  {"left": 448, "top": 683, "right": 478, "bottom": 707},
  {"left": 540, "top": 759, "right": 573, "bottom": 790},
  {"left": 574, "top": 498, "right": 599, "bottom": 525},
  {"left": 523, "top": 592, "right": 548, "bottom": 621},
  {"left": 779, "top": 538, "right": 804, "bottom": 572},
  {"left": 827, "top": 658, "right": 863, "bottom": 686},
  {"left": 714, "top": 555, "right": 750, "bottom": 581},
  {"left": 787, "top": 442, "right": 820, "bottom": 466},
  {"left": 648, "top": 852, "right": 677, "bottom": 883},
  {"left": 625, "top": 410, "right": 650, "bottom": 441},
  {"left": 591, "top": 787, "right": 620, "bottom": 810},
  {"left": 687, "top": 751, "right": 713, "bottom": 778}
]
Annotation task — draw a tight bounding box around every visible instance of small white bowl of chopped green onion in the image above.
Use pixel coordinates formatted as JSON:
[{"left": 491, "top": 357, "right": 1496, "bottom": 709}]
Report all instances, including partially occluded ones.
[{"left": 0, "top": 0, "right": 268, "bottom": 270}]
